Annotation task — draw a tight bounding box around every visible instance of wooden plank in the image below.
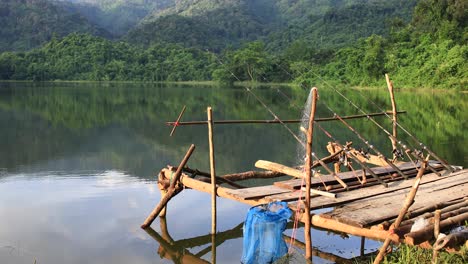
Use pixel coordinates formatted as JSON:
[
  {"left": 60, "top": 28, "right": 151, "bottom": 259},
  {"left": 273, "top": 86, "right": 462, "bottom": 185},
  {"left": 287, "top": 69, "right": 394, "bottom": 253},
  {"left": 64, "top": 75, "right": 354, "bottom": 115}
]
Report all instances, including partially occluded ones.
[
  {"left": 320, "top": 171, "right": 468, "bottom": 228},
  {"left": 274, "top": 161, "right": 442, "bottom": 190},
  {"left": 273, "top": 169, "right": 465, "bottom": 207},
  {"left": 223, "top": 185, "right": 292, "bottom": 200}
]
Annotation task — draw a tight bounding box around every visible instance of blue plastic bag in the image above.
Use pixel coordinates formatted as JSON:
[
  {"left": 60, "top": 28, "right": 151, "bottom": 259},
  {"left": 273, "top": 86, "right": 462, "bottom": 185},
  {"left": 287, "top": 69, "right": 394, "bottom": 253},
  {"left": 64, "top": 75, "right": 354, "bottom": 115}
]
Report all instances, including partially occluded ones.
[{"left": 241, "top": 201, "right": 292, "bottom": 264}]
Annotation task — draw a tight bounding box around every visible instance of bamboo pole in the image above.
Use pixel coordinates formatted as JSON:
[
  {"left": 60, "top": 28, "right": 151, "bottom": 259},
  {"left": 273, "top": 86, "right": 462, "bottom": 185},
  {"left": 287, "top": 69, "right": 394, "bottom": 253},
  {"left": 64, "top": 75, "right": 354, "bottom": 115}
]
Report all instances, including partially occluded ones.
[
  {"left": 434, "top": 210, "right": 441, "bottom": 239},
  {"left": 207, "top": 107, "right": 217, "bottom": 235},
  {"left": 165, "top": 111, "right": 406, "bottom": 126},
  {"left": 392, "top": 206, "right": 468, "bottom": 236},
  {"left": 373, "top": 156, "right": 429, "bottom": 264},
  {"left": 170, "top": 105, "right": 186, "bottom": 136},
  {"left": 305, "top": 87, "right": 318, "bottom": 260},
  {"left": 385, "top": 74, "right": 398, "bottom": 160},
  {"left": 394, "top": 199, "right": 468, "bottom": 229},
  {"left": 306, "top": 215, "right": 400, "bottom": 242},
  {"left": 141, "top": 144, "right": 196, "bottom": 229},
  {"left": 211, "top": 234, "right": 216, "bottom": 264},
  {"left": 255, "top": 160, "right": 304, "bottom": 178}
]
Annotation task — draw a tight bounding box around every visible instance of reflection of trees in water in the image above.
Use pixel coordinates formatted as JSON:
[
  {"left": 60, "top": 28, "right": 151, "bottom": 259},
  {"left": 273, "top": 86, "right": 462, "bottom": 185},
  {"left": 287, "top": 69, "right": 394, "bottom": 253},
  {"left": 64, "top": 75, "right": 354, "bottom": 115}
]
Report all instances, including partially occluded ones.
[{"left": 0, "top": 82, "right": 465, "bottom": 176}]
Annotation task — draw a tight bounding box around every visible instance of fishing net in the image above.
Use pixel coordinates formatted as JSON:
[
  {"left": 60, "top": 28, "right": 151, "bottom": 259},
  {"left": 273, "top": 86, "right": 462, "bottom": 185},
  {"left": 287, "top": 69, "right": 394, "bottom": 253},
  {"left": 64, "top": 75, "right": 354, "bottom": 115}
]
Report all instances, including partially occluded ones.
[{"left": 241, "top": 201, "right": 292, "bottom": 264}]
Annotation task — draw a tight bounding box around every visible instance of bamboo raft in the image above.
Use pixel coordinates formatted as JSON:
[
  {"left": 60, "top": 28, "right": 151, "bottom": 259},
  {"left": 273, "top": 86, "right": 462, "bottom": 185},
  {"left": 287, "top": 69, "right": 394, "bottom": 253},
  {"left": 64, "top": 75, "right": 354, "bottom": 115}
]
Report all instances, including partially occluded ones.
[
  {"left": 153, "top": 161, "right": 466, "bottom": 245},
  {"left": 142, "top": 76, "right": 467, "bottom": 262}
]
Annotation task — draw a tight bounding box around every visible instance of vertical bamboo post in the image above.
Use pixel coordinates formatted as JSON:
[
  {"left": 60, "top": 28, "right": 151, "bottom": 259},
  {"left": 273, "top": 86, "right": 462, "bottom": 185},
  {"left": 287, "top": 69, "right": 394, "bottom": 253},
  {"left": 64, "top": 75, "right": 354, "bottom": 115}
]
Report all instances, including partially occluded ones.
[
  {"left": 385, "top": 74, "right": 398, "bottom": 160},
  {"left": 434, "top": 210, "right": 441, "bottom": 239},
  {"left": 373, "top": 155, "right": 429, "bottom": 264},
  {"left": 207, "top": 107, "right": 217, "bottom": 235},
  {"left": 211, "top": 234, "right": 217, "bottom": 264},
  {"left": 305, "top": 87, "right": 318, "bottom": 260}
]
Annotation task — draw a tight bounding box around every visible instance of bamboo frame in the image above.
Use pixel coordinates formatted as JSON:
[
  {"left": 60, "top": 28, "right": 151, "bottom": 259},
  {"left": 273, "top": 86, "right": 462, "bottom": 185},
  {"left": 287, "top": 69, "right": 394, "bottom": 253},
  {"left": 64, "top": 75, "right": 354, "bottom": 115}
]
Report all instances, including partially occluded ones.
[{"left": 166, "top": 111, "right": 406, "bottom": 126}]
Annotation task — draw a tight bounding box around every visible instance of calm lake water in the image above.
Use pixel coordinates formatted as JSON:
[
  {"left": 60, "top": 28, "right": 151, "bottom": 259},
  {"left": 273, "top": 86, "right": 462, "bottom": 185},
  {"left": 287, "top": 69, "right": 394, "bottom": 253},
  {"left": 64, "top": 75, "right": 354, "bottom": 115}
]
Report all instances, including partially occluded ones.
[{"left": 0, "top": 82, "right": 466, "bottom": 264}]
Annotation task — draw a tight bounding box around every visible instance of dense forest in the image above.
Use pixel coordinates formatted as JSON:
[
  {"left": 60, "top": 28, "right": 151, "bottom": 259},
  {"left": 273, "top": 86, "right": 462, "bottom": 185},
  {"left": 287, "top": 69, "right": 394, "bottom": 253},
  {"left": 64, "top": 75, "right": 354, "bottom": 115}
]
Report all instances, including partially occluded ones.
[{"left": 0, "top": 0, "right": 466, "bottom": 89}]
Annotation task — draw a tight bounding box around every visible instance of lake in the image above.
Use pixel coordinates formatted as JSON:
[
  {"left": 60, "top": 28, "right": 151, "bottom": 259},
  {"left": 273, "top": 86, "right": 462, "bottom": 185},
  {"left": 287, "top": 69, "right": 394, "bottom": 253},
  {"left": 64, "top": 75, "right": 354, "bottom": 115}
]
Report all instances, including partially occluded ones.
[{"left": 0, "top": 82, "right": 466, "bottom": 264}]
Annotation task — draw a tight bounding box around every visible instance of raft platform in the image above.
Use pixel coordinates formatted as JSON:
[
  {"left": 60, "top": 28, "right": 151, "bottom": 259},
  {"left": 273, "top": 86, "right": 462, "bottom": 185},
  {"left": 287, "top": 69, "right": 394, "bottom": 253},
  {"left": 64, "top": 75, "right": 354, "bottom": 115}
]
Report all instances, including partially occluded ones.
[
  {"left": 141, "top": 80, "right": 467, "bottom": 262},
  {"left": 153, "top": 161, "right": 466, "bottom": 247}
]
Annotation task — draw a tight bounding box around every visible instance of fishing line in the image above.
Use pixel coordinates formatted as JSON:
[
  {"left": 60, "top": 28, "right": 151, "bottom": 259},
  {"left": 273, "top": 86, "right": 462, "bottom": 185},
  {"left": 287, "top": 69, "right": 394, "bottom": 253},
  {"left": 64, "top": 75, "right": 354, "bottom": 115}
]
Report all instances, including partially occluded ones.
[
  {"left": 208, "top": 49, "right": 305, "bottom": 146},
  {"left": 297, "top": 64, "right": 452, "bottom": 171},
  {"left": 274, "top": 60, "right": 453, "bottom": 172}
]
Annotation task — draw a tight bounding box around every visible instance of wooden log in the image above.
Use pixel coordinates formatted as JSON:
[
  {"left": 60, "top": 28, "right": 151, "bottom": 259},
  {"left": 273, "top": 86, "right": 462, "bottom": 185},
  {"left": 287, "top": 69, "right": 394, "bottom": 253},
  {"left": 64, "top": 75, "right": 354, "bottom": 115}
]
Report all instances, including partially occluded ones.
[
  {"left": 433, "top": 230, "right": 468, "bottom": 251},
  {"left": 304, "top": 87, "right": 318, "bottom": 260},
  {"left": 393, "top": 206, "right": 468, "bottom": 237},
  {"left": 373, "top": 157, "right": 428, "bottom": 264},
  {"left": 405, "top": 212, "right": 468, "bottom": 245},
  {"left": 141, "top": 144, "right": 196, "bottom": 228},
  {"left": 396, "top": 198, "right": 468, "bottom": 228},
  {"left": 170, "top": 105, "right": 186, "bottom": 137},
  {"left": 385, "top": 74, "right": 398, "bottom": 161},
  {"left": 375, "top": 199, "right": 465, "bottom": 230},
  {"left": 207, "top": 107, "right": 217, "bottom": 234},
  {"left": 306, "top": 214, "right": 400, "bottom": 243},
  {"left": 255, "top": 160, "right": 304, "bottom": 178},
  {"left": 178, "top": 172, "right": 267, "bottom": 206},
  {"left": 400, "top": 197, "right": 467, "bottom": 222}
]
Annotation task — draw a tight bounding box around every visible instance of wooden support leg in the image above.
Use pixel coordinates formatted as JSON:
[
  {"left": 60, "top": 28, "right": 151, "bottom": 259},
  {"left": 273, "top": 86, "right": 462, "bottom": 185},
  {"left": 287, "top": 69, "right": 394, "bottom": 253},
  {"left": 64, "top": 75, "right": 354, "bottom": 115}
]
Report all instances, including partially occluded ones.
[
  {"left": 372, "top": 156, "right": 429, "bottom": 264},
  {"left": 141, "top": 144, "right": 196, "bottom": 229}
]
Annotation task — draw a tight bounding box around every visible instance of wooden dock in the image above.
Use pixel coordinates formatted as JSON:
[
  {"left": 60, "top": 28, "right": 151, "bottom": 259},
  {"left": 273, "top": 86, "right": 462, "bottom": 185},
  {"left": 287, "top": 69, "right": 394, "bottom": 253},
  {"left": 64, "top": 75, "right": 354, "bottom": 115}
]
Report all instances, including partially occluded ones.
[{"left": 148, "top": 160, "right": 466, "bottom": 246}]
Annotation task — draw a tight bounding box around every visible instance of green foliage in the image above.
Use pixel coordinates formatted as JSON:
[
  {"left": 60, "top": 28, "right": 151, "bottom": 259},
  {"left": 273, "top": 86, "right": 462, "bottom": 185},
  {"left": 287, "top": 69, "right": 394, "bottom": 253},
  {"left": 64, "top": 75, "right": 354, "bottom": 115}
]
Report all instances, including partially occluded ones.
[
  {"left": 0, "top": 0, "right": 110, "bottom": 52},
  {"left": 0, "top": 33, "right": 216, "bottom": 82},
  {"left": 371, "top": 244, "right": 467, "bottom": 264},
  {"left": 59, "top": 0, "right": 174, "bottom": 36}
]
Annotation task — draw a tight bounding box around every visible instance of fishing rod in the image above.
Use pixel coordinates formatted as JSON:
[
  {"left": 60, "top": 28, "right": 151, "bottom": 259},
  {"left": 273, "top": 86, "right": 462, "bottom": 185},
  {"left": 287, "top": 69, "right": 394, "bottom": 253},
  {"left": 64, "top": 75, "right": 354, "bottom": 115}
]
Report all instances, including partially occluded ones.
[
  {"left": 274, "top": 60, "right": 453, "bottom": 173},
  {"left": 302, "top": 67, "right": 454, "bottom": 173},
  {"left": 322, "top": 103, "right": 407, "bottom": 179},
  {"left": 209, "top": 50, "right": 304, "bottom": 146},
  {"left": 313, "top": 121, "right": 389, "bottom": 187},
  {"left": 271, "top": 63, "right": 444, "bottom": 176},
  {"left": 354, "top": 84, "right": 454, "bottom": 172}
]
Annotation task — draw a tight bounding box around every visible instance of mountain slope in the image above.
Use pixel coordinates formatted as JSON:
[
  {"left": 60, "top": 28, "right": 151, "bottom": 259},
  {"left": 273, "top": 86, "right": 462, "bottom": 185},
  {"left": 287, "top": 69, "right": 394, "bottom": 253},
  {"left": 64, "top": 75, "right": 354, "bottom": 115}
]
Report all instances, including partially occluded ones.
[
  {"left": 0, "top": 0, "right": 109, "bottom": 52},
  {"left": 126, "top": 0, "right": 283, "bottom": 51},
  {"left": 126, "top": 0, "right": 417, "bottom": 51},
  {"left": 56, "top": 0, "right": 175, "bottom": 36}
]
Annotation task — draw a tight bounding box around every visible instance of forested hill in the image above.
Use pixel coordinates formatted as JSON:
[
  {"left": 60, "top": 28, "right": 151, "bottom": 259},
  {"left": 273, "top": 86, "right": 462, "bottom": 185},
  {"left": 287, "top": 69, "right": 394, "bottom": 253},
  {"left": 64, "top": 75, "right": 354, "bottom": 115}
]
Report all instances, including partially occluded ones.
[
  {"left": 127, "top": 0, "right": 417, "bottom": 51},
  {"left": 56, "top": 0, "right": 174, "bottom": 36},
  {"left": 0, "top": 0, "right": 466, "bottom": 89},
  {"left": 0, "top": 0, "right": 110, "bottom": 52}
]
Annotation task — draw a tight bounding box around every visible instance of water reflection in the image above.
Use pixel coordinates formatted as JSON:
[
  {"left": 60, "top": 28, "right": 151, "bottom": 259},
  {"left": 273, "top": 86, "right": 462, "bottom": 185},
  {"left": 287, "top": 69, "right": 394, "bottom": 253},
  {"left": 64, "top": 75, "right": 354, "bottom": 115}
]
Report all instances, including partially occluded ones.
[
  {"left": 0, "top": 82, "right": 465, "bottom": 263},
  {"left": 144, "top": 217, "right": 361, "bottom": 264}
]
